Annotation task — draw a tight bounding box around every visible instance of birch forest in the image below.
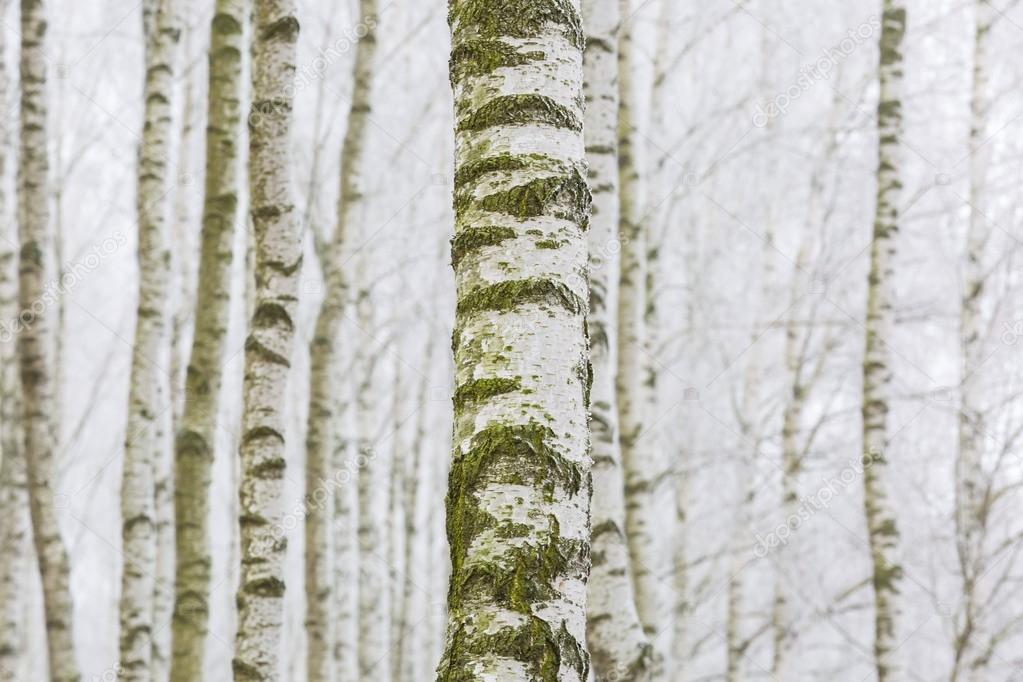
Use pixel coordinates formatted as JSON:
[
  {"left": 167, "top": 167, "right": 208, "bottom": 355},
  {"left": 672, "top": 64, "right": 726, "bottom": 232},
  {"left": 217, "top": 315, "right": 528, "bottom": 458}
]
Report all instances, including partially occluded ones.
[{"left": 4, "top": 0, "right": 1023, "bottom": 680}]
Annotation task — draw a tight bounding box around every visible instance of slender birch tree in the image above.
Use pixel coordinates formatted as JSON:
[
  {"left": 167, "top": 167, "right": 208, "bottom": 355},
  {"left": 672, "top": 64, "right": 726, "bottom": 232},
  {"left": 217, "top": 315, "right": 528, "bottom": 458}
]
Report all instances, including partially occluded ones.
[
  {"left": 17, "top": 1, "right": 79, "bottom": 678},
  {"left": 436, "top": 1, "right": 592, "bottom": 679},
  {"left": 170, "top": 3, "right": 246, "bottom": 680},
  {"left": 120, "top": 2, "right": 180, "bottom": 677},
  {"left": 232, "top": 0, "right": 301, "bottom": 677},
  {"left": 396, "top": 333, "right": 435, "bottom": 682},
  {"left": 861, "top": 3, "right": 907, "bottom": 680},
  {"left": 355, "top": 250, "right": 390, "bottom": 680},
  {"left": 952, "top": 2, "right": 995, "bottom": 678},
  {"left": 304, "top": 1, "right": 377, "bottom": 678},
  {"left": 582, "top": 0, "right": 653, "bottom": 678},
  {"left": 0, "top": 9, "right": 28, "bottom": 678},
  {"left": 616, "top": 0, "right": 666, "bottom": 654}
]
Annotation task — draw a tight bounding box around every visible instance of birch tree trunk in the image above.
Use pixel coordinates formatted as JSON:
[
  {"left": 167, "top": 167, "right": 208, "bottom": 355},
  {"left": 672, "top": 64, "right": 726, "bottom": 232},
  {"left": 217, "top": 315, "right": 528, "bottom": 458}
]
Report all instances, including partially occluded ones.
[
  {"left": 582, "top": 0, "right": 652, "bottom": 678},
  {"left": 396, "top": 335, "right": 434, "bottom": 682},
  {"left": 616, "top": 0, "right": 666, "bottom": 656},
  {"left": 437, "top": 1, "right": 592, "bottom": 679},
  {"left": 0, "top": 224, "right": 27, "bottom": 682},
  {"left": 861, "top": 4, "right": 907, "bottom": 680},
  {"left": 332, "top": 382, "right": 357, "bottom": 682},
  {"left": 304, "top": 3, "right": 377, "bottom": 678},
  {"left": 355, "top": 253, "right": 390, "bottom": 681},
  {"left": 120, "top": 2, "right": 180, "bottom": 677},
  {"left": 155, "top": 8, "right": 198, "bottom": 679},
  {"left": 169, "top": 3, "right": 246, "bottom": 680},
  {"left": 17, "top": 1, "right": 79, "bottom": 678},
  {"left": 0, "top": 12, "right": 29, "bottom": 678},
  {"left": 232, "top": 1, "right": 301, "bottom": 678},
  {"left": 952, "top": 3, "right": 994, "bottom": 679}
]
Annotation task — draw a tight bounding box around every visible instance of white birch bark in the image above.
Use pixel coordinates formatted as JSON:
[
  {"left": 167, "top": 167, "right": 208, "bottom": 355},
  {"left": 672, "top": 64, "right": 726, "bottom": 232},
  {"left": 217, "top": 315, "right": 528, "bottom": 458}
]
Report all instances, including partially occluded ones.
[
  {"left": 120, "top": 2, "right": 180, "bottom": 677},
  {"left": 232, "top": 1, "right": 301, "bottom": 678},
  {"left": 582, "top": 0, "right": 653, "bottom": 678},
  {"left": 0, "top": 11, "right": 28, "bottom": 678},
  {"left": 616, "top": 0, "right": 666, "bottom": 657},
  {"left": 396, "top": 336, "right": 434, "bottom": 682},
  {"left": 169, "top": 3, "right": 246, "bottom": 680},
  {"left": 952, "top": 3, "right": 995, "bottom": 679},
  {"left": 437, "top": 1, "right": 592, "bottom": 679},
  {"left": 155, "top": 9, "right": 198, "bottom": 679},
  {"left": 861, "top": 4, "right": 907, "bottom": 680},
  {"left": 331, "top": 382, "right": 358, "bottom": 682},
  {"left": 304, "top": 3, "right": 377, "bottom": 678},
  {"left": 355, "top": 253, "right": 390, "bottom": 681},
  {"left": 17, "top": 1, "right": 79, "bottom": 678}
]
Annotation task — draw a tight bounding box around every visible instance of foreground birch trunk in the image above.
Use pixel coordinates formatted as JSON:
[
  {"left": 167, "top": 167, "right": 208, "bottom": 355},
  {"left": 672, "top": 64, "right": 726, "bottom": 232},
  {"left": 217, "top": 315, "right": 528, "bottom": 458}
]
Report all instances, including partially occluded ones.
[
  {"left": 436, "top": 1, "right": 593, "bottom": 679},
  {"left": 952, "top": 2, "right": 995, "bottom": 679},
  {"left": 582, "top": 0, "right": 652, "bottom": 678},
  {"left": 120, "top": 2, "right": 180, "bottom": 677},
  {"left": 232, "top": 1, "right": 301, "bottom": 678},
  {"left": 17, "top": 1, "right": 79, "bottom": 678},
  {"left": 304, "top": 1, "right": 377, "bottom": 678},
  {"left": 170, "top": 3, "right": 247, "bottom": 680},
  {"left": 861, "top": 3, "right": 907, "bottom": 679}
]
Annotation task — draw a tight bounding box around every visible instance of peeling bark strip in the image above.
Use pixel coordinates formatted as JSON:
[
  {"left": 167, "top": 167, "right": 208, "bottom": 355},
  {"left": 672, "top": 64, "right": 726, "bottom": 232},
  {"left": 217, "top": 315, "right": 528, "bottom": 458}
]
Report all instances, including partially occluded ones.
[
  {"left": 303, "top": 0, "right": 378, "bottom": 680},
  {"left": 233, "top": 2, "right": 301, "bottom": 680},
  {"left": 438, "top": 1, "right": 593, "bottom": 680},
  {"left": 17, "top": 1, "right": 79, "bottom": 680},
  {"left": 581, "top": 0, "right": 653, "bottom": 678},
  {"left": 120, "top": 2, "right": 180, "bottom": 679},
  {"left": 862, "top": 3, "right": 906, "bottom": 680},
  {"left": 169, "top": 3, "right": 247, "bottom": 681}
]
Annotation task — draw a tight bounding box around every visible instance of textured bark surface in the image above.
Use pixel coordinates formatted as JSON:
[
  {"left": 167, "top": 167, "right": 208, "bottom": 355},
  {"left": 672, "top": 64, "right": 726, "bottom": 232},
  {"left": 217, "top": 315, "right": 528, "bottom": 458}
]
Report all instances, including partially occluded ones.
[
  {"left": 615, "top": 0, "right": 665, "bottom": 655},
  {"left": 169, "top": 3, "right": 246, "bottom": 680},
  {"left": 17, "top": 1, "right": 79, "bottom": 679},
  {"left": 952, "top": 3, "right": 994, "bottom": 679},
  {"left": 582, "top": 0, "right": 652, "bottom": 678},
  {"left": 0, "top": 10, "right": 28, "bottom": 678},
  {"left": 437, "top": 1, "right": 593, "bottom": 679},
  {"left": 303, "top": 2, "right": 377, "bottom": 679},
  {"left": 232, "top": 1, "right": 301, "bottom": 679},
  {"left": 862, "top": 3, "right": 907, "bottom": 680},
  {"left": 120, "top": 1, "right": 180, "bottom": 678}
]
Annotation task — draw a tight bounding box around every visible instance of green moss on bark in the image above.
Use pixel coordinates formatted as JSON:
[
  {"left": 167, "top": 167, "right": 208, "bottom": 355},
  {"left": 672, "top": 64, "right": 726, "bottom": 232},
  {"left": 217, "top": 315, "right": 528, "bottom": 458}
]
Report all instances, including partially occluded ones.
[
  {"left": 458, "top": 94, "right": 582, "bottom": 133},
  {"left": 438, "top": 614, "right": 588, "bottom": 682},
  {"left": 461, "top": 170, "right": 590, "bottom": 226},
  {"left": 453, "top": 376, "right": 522, "bottom": 411},
  {"left": 456, "top": 278, "right": 584, "bottom": 317},
  {"left": 450, "top": 39, "right": 544, "bottom": 81},
  {"left": 448, "top": 0, "right": 584, "bottom": 50},
  {"left": 451, "top": 226, "right": 517, "bottom": 268}
]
